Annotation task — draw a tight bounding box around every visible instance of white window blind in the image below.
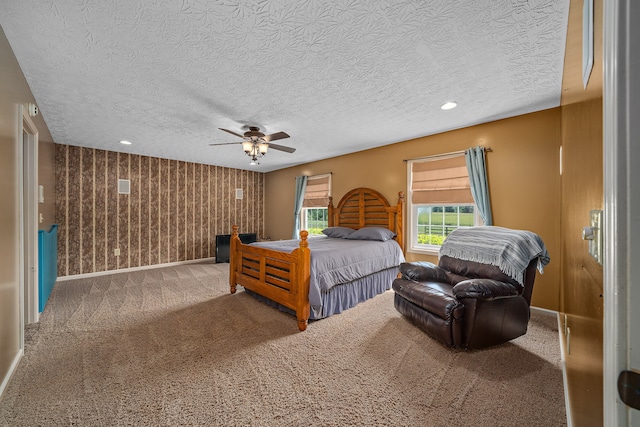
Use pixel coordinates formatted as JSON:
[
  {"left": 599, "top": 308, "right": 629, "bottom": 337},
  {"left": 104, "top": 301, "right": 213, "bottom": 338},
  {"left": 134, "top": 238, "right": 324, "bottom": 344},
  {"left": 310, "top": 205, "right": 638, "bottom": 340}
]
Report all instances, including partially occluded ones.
[
  {"left": 303, "top": 174, "right": 331, "bottom": 207},
  {"left": 410, "top": 155, "right": 473, "bottom": 204}
]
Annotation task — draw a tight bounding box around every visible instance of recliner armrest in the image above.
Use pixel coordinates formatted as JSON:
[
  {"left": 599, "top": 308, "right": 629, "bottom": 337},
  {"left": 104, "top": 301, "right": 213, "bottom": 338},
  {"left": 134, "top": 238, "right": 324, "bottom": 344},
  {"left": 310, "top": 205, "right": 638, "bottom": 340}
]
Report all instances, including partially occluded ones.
[
  {"left": 399, "top": 262, "right": 450, "bottom": 283},
  {"left": 452, "top": 279, "right": 522, "bottom": 301}
]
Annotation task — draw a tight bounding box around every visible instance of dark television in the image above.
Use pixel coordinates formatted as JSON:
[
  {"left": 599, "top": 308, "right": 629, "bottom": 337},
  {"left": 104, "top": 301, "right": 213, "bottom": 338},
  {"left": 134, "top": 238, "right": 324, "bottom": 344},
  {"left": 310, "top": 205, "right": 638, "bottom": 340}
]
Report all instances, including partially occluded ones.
[{"left": 215, "top": 233, "right": 257, "bottom": 263}]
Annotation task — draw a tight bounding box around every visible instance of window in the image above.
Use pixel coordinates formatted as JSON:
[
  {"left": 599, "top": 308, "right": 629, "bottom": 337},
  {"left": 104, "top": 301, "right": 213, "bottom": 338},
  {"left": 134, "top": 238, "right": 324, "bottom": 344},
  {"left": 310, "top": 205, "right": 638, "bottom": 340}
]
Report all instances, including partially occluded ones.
[
  {"left": 408, "top": 154, "right": 480, "bottom": 253},
  {"left": 301, "top": 207, "right": 329, "bottom": 235},
  {"left": 300, "top": 174, "right": 331, "bottom": 235},
  {"left": 414, "top": 205, "right": 477, "bottom": 246}
]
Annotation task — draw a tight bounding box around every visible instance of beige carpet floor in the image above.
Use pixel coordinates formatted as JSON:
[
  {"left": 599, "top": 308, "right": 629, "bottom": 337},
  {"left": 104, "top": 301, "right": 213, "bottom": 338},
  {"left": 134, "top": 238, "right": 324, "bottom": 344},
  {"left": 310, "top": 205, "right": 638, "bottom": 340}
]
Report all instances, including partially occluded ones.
[{"left": 0, "top": 261, "right": 566, "bottom": 426}]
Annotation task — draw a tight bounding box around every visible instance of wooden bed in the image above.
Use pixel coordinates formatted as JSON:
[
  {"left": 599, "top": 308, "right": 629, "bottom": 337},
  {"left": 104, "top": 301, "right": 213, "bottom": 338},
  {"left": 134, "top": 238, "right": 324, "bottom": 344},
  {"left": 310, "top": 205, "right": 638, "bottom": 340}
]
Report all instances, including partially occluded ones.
[{"left": 229, "top": 187, "right": 404, "bottom": 331}]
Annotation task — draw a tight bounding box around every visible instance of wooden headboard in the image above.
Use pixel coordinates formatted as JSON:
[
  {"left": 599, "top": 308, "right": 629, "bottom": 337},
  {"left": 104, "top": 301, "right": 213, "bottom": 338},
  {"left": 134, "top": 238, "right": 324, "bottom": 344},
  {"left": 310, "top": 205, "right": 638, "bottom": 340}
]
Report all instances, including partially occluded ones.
[{"left": 327, "top": 187, "right": 404, "bottom": 250}]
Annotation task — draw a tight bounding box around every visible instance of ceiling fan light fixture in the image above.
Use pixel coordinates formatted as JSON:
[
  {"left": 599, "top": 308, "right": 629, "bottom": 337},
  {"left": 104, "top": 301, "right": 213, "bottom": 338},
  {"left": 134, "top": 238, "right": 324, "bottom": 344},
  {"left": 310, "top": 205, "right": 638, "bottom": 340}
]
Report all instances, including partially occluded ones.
[
  {"left": 242, "top": 141, "right": 253, "bottom": 153},
  {"left": 212, "top": 126, "right": 294, "bottom": 165}
]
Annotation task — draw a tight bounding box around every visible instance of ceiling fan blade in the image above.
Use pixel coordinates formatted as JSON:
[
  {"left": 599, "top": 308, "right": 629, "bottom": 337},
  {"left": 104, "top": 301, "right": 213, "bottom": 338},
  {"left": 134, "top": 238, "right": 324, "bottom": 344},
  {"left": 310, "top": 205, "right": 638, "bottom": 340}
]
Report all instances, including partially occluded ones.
[
  {"left": 219, "top": 128, "right": 245, "bottom": 139},
  {"left": 268, "top": 143, "right": 296, "bottom": 153},
  {"left": 209, "top": 142, "right": 243, "bottom": 146},
  {"left": 262, "top": 131, "right": 290, "bottom": 142}
]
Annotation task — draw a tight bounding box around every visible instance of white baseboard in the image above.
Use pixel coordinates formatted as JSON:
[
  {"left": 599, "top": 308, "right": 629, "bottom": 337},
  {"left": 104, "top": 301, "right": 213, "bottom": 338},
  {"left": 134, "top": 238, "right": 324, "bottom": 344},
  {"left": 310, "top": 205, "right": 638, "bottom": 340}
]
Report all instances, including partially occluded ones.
[
  {"left": 56, "top": 257, "right": 217, "bottom": 281},
  {"left": 0, "top": 349, "right": 23, "bottom": 400},
  {"left": 530, "top": 307, "right": 571, "bottom": 426},
  {"left": 555, "top": 312, "right": 573, "bottom": 427}
]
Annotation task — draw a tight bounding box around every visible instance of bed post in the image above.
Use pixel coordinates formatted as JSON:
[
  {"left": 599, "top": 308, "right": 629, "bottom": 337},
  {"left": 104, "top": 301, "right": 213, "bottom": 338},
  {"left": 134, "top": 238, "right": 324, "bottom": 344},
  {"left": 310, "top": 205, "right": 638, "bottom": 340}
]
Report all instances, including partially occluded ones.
[
  {"left": 229, "top": 225, "right": 240, "bottom": 294},
  {"left": 396, "top": 192, "right": 405, "bottom": 251},
  {"left": 296, "top": 230, "right": 311, "bottom": 331},
  {"left": 327, "top": 196, "right": 335, "bottom": 227}
]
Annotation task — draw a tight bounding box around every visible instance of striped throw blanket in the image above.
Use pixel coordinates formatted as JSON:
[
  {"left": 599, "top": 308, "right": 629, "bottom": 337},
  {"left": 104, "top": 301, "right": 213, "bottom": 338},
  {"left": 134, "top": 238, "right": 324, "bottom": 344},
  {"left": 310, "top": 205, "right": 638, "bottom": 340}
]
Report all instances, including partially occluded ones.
[{"left": 439, "top": 226, "right": 551, "bottom": 286}]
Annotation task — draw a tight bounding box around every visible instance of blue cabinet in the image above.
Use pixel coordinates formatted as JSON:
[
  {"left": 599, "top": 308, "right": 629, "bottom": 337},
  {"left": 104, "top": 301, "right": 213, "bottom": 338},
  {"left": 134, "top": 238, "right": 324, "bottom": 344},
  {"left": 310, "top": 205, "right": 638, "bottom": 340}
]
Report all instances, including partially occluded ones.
[{"left": 38, "top": 224, "right": 58, "bottom": 312}]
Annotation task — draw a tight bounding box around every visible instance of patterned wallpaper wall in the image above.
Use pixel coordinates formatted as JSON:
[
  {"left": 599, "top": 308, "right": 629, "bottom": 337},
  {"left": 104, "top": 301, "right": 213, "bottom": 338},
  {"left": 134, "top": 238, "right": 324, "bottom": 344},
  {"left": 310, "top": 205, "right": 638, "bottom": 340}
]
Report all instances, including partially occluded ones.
[{"left": 55, "top": 144, "right": 264, "bottom": 277}]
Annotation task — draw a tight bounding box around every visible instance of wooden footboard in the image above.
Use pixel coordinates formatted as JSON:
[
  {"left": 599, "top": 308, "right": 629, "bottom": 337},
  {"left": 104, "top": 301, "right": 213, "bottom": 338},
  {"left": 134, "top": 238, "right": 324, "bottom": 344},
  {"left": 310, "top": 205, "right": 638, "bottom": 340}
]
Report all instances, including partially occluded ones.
[
  {"left": 228, "top": 187, "right": 404, "bottom": 331},
  {"left": 229, "top": 225, "right": 311, "bottom": 331}
]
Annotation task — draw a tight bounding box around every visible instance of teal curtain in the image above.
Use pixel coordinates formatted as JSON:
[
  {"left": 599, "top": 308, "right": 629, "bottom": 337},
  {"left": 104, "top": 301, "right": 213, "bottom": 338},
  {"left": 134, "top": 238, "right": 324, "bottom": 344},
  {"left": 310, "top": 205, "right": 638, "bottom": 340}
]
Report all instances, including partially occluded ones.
[
  {"left": 465, "top": 147, "right": 493, "bottom": 226},
  {"left": 292, "top": 175, "right": 308, "bottom": 239}
]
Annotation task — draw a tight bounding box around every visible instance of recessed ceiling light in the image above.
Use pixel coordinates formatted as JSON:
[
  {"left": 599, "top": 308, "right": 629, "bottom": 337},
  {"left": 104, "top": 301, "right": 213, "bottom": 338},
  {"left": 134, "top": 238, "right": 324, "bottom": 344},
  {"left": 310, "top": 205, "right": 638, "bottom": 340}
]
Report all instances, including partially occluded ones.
[
  {"left": 440, "top": 101, "right": 457, "bottom": 110},
  {"left": 120, "top": 140, "right": 132, "bottom": 145}
]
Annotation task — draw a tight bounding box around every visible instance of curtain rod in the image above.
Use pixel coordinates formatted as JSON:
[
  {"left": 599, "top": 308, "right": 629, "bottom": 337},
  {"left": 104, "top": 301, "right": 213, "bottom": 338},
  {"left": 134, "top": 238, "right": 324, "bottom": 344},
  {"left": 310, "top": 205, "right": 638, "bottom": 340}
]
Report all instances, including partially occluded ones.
[
  {"left": 295, "top": 172, "right": 332, "bottom": 179},
  {"left": 403, "top": 147, "right": 492, "bottom": 163}
]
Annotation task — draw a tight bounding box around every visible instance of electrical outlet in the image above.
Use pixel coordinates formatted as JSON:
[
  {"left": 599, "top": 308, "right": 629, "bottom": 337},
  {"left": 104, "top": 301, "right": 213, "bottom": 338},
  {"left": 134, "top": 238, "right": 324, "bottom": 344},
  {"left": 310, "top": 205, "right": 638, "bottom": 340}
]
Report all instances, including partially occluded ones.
[{"left": 114, "top": 248, "right": 120, "bottom": 256}]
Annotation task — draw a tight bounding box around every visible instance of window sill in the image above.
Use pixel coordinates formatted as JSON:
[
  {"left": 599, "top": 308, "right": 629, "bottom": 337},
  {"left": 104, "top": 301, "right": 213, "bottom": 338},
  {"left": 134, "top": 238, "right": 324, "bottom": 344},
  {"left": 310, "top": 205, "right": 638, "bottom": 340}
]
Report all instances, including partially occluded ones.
[{"left": 407, "top": 247, "right": 440, "bottom": 257}]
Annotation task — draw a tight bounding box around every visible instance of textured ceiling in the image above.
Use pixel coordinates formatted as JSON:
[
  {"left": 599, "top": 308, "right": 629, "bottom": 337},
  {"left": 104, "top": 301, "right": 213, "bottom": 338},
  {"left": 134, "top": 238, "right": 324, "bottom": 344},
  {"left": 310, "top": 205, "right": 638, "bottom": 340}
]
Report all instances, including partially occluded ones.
[{"left": 1, "top": 0, "right": 570, "bottom": 172}]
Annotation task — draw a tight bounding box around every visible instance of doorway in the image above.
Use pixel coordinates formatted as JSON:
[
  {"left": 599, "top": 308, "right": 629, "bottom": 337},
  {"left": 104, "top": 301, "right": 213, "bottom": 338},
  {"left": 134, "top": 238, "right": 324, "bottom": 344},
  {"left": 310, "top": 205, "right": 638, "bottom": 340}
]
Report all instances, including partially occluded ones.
[{"left": 21, "top": 106, "right": 39, "bottom": 327}]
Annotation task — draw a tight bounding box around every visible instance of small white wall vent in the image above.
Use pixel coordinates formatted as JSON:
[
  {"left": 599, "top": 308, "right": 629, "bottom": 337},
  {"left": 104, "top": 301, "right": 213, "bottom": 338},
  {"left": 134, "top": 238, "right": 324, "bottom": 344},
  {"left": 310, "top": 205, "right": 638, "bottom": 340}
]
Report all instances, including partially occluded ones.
[
  {"left": 118, "top": 179, "right": 130, "bottom": 194},
  {"left": 235, "top": 188, "right": 243, "bottom": 200}
]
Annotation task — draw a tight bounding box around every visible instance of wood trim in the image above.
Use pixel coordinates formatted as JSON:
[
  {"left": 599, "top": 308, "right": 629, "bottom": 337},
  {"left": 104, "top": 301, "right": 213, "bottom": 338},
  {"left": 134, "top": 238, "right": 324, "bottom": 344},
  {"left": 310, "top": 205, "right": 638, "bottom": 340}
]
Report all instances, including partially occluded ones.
[{"left": 230, "top": 226, "right": 311, "bottom": 330}]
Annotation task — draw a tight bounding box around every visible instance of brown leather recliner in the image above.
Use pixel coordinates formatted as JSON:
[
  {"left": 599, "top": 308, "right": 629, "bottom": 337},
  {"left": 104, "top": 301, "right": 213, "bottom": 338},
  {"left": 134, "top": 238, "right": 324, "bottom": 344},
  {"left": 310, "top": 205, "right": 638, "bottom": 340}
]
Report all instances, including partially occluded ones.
[{"left": 392, "top": 255, "right": 539, "bottom": 350}]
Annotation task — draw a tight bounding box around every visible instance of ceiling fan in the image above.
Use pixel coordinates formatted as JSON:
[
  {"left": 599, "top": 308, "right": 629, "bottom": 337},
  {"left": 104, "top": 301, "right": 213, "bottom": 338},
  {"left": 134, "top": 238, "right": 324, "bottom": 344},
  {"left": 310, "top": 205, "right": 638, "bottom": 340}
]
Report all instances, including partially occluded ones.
[{"left": 210, "top": 126, "right": 295, "bottom": 165}]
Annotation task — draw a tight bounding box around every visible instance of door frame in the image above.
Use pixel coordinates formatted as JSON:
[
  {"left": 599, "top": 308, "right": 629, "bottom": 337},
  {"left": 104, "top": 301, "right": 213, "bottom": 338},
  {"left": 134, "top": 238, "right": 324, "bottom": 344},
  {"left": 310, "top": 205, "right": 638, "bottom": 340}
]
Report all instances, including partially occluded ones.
[
  {"left": 603, "top": 0, "right": 640, "bottom": 424},
  {"left": 20, "top": 105, "right": 39, "bottom": 326}
]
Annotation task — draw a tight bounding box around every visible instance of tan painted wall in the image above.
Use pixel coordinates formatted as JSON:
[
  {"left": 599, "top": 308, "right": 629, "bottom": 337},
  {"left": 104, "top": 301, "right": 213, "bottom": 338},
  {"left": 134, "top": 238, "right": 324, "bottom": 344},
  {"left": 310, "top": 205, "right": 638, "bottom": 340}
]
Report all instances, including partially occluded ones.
[
  {"left": 560, "top": 97, "right": 603, "bottom": 425},
  {"left": 55, "top": 145, "right": 265, "bottom": 277},
  {"left": 0, "top": 26, "right": 21, "bottom": 398},
  {"left": 0, "top": 25, "right": 54, "bottom": 396},
  {"left": 266, "top": 108, "right": 562, "bottom": 311},
  {"left": 557, "top": 0, "right": 604, "bottom": 424},
  {"left": 38, "top": 140, "right": 56, "bottom": 231}
]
